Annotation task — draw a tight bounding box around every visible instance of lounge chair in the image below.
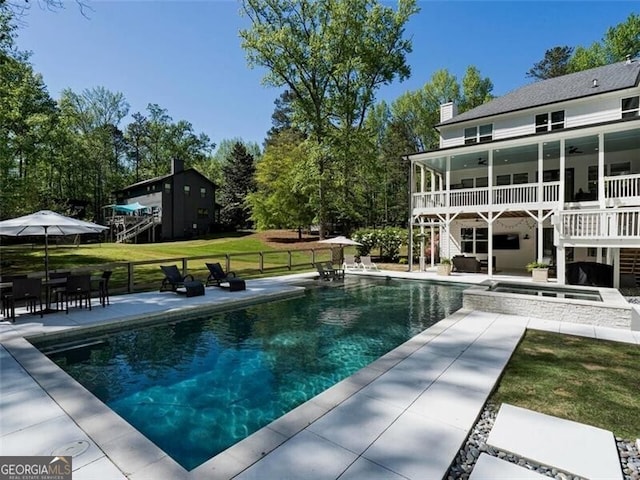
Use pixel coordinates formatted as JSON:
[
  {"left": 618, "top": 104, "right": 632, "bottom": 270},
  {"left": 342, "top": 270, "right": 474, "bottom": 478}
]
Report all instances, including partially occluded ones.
[
  {"left": 160, "top": 265, "right": 194, "bottom": 292},
  {"left": 359, "top": 256, "right": 379, "bottom": 271},
  {"left": 315, "top": 263, "right": 344, "bottom": 281},
  {"left": 343, "top": 254, "right": 361, "bottom": 271},
  {"left": 206, "top": 263, "right": 246, "bottom": 291}
]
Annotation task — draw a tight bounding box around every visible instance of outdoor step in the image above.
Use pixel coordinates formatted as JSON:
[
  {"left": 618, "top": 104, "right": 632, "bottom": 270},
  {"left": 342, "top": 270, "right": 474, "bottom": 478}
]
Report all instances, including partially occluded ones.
[
  {"left": 469, "top": 453, "right": 548, "bottom": 480},
  {"left": 487, "top": 403, "right": 623, "bottom": 480}
]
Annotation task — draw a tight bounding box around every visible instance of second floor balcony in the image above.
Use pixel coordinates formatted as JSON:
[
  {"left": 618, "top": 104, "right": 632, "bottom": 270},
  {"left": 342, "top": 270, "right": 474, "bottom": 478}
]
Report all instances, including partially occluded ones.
[{"left": 412, "top": 173, "right": 640, "bottom": 215}]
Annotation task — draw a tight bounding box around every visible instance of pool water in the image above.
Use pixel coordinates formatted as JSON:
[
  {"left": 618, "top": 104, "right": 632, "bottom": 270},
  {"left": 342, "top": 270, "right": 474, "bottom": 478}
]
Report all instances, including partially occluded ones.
[{"left": 41, "top": 278, "right": 465, "bottom": 470}]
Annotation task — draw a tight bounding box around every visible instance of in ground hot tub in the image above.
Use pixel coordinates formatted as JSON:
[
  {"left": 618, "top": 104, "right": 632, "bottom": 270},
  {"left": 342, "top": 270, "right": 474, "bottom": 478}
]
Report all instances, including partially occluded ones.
[{"left": 463, "top": 280, "right": 632, "bottom": 329}]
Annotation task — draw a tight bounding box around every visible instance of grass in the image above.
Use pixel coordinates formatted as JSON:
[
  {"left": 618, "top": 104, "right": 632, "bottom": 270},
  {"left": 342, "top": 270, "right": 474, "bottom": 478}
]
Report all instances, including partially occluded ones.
[
  {"left": 0, "top": 233, "right": 336, "bottom": 291},
  {"left": 491, "top": 329, "right": 640, "bottom": 440}
]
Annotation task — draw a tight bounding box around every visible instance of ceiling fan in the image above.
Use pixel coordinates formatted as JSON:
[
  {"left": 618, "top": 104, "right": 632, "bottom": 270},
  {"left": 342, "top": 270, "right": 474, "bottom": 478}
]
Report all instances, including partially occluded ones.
[
  {"left": 478, "top": 157, "right": 487, "bottom": 165},
  {"left": 568, "top": 146, "right": 583, "bottom": 154}
]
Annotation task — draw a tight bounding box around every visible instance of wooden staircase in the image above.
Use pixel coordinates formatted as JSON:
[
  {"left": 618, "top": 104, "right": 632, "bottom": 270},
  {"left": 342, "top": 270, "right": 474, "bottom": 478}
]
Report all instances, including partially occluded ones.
[
  {"left": 619, "top": 248, "right": 640, "bottom": 286},
  {"left": 116, "top": 216, "right": 156, "bottom": 243}
]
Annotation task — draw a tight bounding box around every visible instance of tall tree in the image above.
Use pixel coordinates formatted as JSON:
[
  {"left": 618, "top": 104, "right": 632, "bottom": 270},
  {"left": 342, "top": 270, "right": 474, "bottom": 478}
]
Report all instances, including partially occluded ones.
[
  {"left": 219, "top": 142, "right": 257, "bottom": 229},
  {"left": 460, "top": 66, "right": 494, "bottom": 111},
  {"left": 248, "top": 129, "right": 315, "bottom": 236},
  {"left": 240, "top": 0, "right": 418, "bottom": 237},
  {"left": 526, "top": 46, "right": 574, "bottom": 80}
]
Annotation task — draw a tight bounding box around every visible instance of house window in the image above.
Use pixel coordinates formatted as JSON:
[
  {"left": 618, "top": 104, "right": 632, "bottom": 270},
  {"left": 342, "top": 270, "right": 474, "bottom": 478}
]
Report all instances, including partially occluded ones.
[
  {"left": 200, "top": 187, "right": 207, "bottom": 198},
  {"left": 184, "top": 185, "right": 191, "bottom": 196},
  {"left": 622, "top": 96, "right": 639, "bottom": 118},
  {"left": 461, "top": 178, "right": 474, "bottom": 189},
  {"left": 476, "top": 177, "right": 488, "bottom": 188},
  {"left": 587, "top": 247, "right": 607, "bottom": 257},
  {"left": 496, "top": 175, "right": 511, "bottom": 186},
  {"left": 164, "top": 183, "right": 171, "bottom": 192},
  {"left": 464, "top": 124, "right": 493, "bottom": 144},
  {"left": 610, "top": 162, "right": 631, "bottom": 176},
  {"left": 536, "top": 110, "right": 565, "bottom": 132},
  {"left": 461, "top": 227, "right": 488, "bottom": 254},
  {"left": 197, "top": 208, "right": 209, "bottom": 218},
  {"left": 513, "top": 173, "right": 528, "bottom": 185},
  {"left": 588, "top": 165, "right": 598, "bottom": 193}
]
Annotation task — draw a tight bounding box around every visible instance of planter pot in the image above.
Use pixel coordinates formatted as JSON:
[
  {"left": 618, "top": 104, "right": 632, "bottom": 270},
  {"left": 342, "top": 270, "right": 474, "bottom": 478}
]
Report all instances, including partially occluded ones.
[
  {"left": 531, "top": 268, "right": 549, "bottom": 282},
  {"left": 437, "top": 264, "right": 452, "bottom": 276}
]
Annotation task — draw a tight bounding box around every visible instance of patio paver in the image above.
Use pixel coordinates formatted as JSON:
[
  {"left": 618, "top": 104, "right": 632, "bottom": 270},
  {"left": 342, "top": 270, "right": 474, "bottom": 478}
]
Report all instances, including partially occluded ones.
[
  {"left": 487, "top": 403, "right": 623, "bottom": 480},
  {"left": 469, "top": 453, "right": 549, "bottom": 480}
]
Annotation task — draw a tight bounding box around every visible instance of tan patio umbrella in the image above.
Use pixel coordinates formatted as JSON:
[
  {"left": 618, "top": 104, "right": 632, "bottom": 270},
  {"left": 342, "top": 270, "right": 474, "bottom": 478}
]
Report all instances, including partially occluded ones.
[
  {"left": 0, "top": 210, "right": 108, "bottom": 280},
  {"left": 317, "top": 235, "right": 362, "bottom": 247}
]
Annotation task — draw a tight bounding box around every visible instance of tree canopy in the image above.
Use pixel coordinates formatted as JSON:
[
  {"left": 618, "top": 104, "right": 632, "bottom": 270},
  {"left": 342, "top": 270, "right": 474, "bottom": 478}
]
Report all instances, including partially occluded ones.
[{"left": 240, "top": 0, "right": 419, "bottom": 237}]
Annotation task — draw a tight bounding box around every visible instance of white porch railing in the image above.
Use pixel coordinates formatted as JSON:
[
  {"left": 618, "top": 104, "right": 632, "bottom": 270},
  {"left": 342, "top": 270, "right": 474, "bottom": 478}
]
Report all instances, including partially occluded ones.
[
  {"left": 604, "top": 174, "right": 640, "bottom": 200},
  {"left": 559, "top": 208, "right": 640, "bottom": 239},
  {"left": 412, "top": 181, "right": 561, "bottom": 211}
]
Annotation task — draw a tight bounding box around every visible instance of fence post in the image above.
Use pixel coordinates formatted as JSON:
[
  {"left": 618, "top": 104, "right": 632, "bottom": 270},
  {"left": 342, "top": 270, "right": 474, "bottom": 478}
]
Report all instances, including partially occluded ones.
[
  {"left": 182, "top": 257, "right": 188, "bottom": 276},
  {"left": 226, "top": 254, "right": 231, "bottom": 274},
  {"left": 259, "top": 252, "right": 264, "bottom": 273},
  {"left": 288, "top": 251, "right": 292, "bottom": 270},
  {"left": 127, "top": 262, "right": 134, "bottom": 293}
]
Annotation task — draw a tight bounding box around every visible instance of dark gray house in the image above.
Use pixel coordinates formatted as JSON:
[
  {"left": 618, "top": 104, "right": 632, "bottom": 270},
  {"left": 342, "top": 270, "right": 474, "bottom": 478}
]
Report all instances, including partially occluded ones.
[{"left": 111, "top": 159, "right": 217, "bottom": 242}]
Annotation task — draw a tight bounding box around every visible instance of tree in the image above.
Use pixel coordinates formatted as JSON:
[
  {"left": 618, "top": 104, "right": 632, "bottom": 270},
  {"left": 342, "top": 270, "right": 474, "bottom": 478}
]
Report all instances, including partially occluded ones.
[
  {"left": 460, "top": 66, "right": 493, "bottom": 111},
  {"left": 526, "top": 46, "right": 574, "bottom": 80},
  {"left": 219, "top": 142, "right": 257, "bottom": 229},
  {"left": 240, "top": 0, "right": 418, "bottom": 237},
  {"left": 603, "top": 13, "right": 640, "bottom": 62},
  {"left": 248, "top": 129, "right": 315, "bottom": 236}
]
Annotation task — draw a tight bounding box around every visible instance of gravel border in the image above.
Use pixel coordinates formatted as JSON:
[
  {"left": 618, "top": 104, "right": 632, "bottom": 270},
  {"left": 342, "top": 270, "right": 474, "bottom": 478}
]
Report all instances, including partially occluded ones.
[{"left": 446, "top": 402, "right": 640, "bottom": 480}]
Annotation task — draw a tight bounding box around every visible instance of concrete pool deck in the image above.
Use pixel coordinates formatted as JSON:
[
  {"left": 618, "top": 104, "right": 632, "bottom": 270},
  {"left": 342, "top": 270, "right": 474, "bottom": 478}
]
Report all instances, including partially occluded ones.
[{"left": 1, "top": 272, "right": 638, "bottom": 479}]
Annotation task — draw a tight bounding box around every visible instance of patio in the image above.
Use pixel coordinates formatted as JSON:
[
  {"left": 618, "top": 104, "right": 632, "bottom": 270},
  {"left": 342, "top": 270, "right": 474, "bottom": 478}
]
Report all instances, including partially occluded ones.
[{"left": 1, "top": 271, "right": 638, "bottom": 479}]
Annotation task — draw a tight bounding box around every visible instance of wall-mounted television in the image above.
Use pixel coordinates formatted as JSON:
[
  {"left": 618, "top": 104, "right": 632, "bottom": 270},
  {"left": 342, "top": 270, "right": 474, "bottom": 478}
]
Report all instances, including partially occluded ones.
[{"left": 493, "top": 233, "right": 520, "bottom": 250}]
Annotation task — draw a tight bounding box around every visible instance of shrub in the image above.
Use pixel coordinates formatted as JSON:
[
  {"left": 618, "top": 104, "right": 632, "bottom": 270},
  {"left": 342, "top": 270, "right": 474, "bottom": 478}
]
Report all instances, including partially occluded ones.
[{"left": 526, "top": 261, "right": 549, "bottom": 272}]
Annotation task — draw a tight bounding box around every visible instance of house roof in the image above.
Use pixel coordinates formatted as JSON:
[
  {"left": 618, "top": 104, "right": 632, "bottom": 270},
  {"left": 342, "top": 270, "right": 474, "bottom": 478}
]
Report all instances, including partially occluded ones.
[
  {"left": 113, "top": 168, "right": 217, "bottom": 194},
  {"left": 437, "top": 60, "right": 640, "bottom": 127}
]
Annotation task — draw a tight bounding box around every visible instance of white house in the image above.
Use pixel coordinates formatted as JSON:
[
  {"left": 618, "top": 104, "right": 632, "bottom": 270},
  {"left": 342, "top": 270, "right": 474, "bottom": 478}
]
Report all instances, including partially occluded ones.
[{"left": 408, "top": 58, "right": 640, "bottom": 287}]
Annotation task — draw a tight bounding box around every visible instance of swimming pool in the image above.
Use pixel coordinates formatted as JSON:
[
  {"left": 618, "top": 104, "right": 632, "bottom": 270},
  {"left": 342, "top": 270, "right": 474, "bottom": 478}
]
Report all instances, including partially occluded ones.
[
  {"left": 489, "top": 282, "right": 603, "bottom": 301},
  {"left": 35, "top": 278, "right": 466, "bottom": 470}
]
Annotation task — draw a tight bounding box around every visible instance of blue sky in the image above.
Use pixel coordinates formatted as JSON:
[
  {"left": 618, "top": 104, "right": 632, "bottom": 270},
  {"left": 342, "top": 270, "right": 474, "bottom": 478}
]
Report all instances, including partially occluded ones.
[{"left": 16, "top": 1, "right": 638, "bottom": 149}]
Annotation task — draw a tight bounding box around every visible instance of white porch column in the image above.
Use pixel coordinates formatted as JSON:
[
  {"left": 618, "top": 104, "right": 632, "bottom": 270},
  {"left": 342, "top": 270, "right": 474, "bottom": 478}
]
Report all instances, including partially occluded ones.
[
  {"left": 420, "top": 166, "right": 426, "bottom": 193},
  {"left": 431, "top": 170, "right": 436, "bottom": 194},
  {"left": 445, "top": 156, "right": 451, "bottom": 208},
  {"left": 596, "top": 248, "right": 603, "bottom": 264},
  {"left": 408, "top": 157, "right": 415, "bottom": 272},
  {"left": 557, "top": 244, "right": 565, "bottom": 285},
  {"left": 537, "top": 142, "right": 544, "bottom": 262},
  {"left": 419, "top": 223, "right": 425, "bottom": 271},
  {"left": 559, "top": 139, "right": 566, "bottom": 207},
  {"left": 598, "top": 133, "right": 605, "bottom": 208},
  {"left": 487, "top": 212, "right": 494, "bottom": 278},
  {"left": 613, "top": 248, "right": 620, "bottom": 288},
  {"left": 430, "top": 225, "right": 435, "bottom": 268},
  {"left": 488, "top": 150, "right": 494, "bottom": 206}
]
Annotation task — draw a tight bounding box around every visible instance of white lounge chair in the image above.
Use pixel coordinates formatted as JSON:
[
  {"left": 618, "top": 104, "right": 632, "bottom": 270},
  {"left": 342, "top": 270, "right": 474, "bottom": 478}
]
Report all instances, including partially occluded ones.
[
  {"left": 343, "top": 254, "right": 362, "bottom": 271},
  {"left": 360, "top": 256, "right": 379, "bottom": 271}
]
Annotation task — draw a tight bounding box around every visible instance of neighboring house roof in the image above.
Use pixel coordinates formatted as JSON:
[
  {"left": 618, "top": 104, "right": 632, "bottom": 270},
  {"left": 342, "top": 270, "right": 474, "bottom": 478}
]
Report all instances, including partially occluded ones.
[
  {"left": 438, "top": 60, "right": 640, "bottom": 127},
  {"left": 113, "top": 168, "right": 217, "bottom": 194}
]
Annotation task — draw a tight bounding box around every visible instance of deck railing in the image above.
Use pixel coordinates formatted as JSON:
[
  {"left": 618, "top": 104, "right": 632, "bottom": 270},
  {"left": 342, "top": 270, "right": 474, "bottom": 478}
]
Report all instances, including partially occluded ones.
[
  {"left": 412, "top": 181, "right": 561, "bottom": 211},
  {"left": 604, "top": 174, "right": 640, "bottom": 200},
  {"left": 559, "top": 208, "right": 640, "bottom": 239}
]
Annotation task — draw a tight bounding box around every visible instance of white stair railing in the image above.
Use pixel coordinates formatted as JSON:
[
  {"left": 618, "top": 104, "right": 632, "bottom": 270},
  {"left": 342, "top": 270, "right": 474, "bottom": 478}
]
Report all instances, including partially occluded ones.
[{"left": 116, "top": 216, "right": 155, "bottom": 243}]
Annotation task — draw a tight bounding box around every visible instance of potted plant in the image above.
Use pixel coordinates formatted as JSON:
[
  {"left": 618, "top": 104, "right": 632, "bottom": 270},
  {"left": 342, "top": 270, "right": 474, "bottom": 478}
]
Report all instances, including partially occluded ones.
[
  {"left": 437, "top": 257, "right": 452, "bottom": 276},
  {"left": 526, "top": 261, "right": 550, "bottom": 282}
]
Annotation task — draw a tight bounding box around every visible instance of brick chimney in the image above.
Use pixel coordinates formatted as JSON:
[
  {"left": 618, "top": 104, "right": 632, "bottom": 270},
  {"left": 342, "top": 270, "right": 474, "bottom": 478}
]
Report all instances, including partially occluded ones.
[
  {"left": 440, "top": 102, "right": 458, "bottom": 123},
  {"left": 171, "top": 158, "right": 184, "bottom": 174}
]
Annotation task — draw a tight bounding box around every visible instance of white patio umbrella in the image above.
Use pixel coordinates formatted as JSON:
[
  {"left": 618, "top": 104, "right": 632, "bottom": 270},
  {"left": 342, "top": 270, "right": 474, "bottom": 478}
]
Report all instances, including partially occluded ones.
[
  {"left": 317, "top": 235, "right": 362, "bottom": 247},
  {"left": 0, "top": 210, "right": 108, "bottom": 280}
]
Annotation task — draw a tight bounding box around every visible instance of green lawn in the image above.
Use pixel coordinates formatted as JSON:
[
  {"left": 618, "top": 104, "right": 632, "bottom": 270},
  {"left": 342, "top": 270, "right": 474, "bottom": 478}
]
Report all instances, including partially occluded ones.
[
  {"left": 491, "top": 329, "right": 640, "bottom": 440},
  {"left": 0, "top": 233, "right": 335, "bottom": 291}
]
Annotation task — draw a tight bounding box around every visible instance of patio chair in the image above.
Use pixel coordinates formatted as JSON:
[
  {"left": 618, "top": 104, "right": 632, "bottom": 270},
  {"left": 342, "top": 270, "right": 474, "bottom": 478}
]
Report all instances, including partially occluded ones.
[
  {"left": 98, "top": 270, "right": 112, "bottom": 306},
  {"left": 0, "top": 274, "right": 27, "bottom": 318},
  {"left": 160, "top": 265, "right": 194, "bottom": 292},
  {"left": 325, "top": 262, "right": 345, "bottom": 280},
  {"left": 359, "top": 256, "right": 379, "bottom": 271},
  {"left": 205, "top": 263, "right": 245, "bottom": 291},
  {"left": 4, "top": 277, "right": 43, "bottom": 322},
  {"left": 315, "top": 263, "right": 343, "bottom": 281},
  {"left": 342, "top": 254, "right": 361, "bottom": 271},
  {"left": 60, "top": 274, "right": 92, "bottom": 313}
]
